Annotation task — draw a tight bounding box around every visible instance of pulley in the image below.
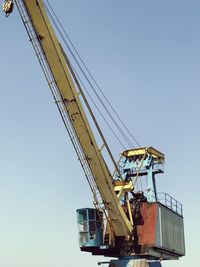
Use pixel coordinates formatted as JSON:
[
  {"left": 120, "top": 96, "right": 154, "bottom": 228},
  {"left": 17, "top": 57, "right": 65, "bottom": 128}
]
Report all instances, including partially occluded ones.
[{"left": 2, "top": 0, "right": 14, "bottom": 17}]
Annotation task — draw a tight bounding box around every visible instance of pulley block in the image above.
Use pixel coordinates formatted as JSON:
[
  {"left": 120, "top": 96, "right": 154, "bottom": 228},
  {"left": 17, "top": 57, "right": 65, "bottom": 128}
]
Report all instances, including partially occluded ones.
[{"left": 2, "top": 0, "right": 14, "bottom": 16}]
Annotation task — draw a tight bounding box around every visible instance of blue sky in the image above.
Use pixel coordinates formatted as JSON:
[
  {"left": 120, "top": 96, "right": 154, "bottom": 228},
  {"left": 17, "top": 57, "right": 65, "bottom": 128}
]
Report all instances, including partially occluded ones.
[{"left": 0, "top": 0, "right": 199, "bottom": 266}]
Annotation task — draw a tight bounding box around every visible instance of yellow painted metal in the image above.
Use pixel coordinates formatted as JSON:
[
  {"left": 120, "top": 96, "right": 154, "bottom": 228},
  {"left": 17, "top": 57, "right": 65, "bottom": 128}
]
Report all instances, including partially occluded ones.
[
  {"left": 23, "top": 0, "right": 132, "bottom": 237},
  {"left": 114, "top": 181, "right": 134, "bottom": 190},
  {"left": 126, "top": 194, "right": 133, "bottom": 226},
  {"left": 122, "top": 147, "right": 165, "bottom": 162},
  {"left": 114, "top": 181, "right": 134, "bottom": 199}
]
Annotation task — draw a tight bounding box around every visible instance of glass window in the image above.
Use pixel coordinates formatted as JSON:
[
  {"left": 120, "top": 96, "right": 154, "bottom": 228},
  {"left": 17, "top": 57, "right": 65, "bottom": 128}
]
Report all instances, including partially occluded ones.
[
  {"left": 78, "top": 210, "right": 87, "bottom": 222},
  {"left": 80, "top": 233, "right": 88, "bottom": 243},
  {"left": 89, "top": 221, "right": 96, "bottom": 232},
  {"left": 79, "top": 221, "right": 88, "bottom": 232},
  {"left": 89, "top": 221, "right": 96, "bottom": 240},
  {"left": 89, "top": 209, "right": 95, "bottom": 220}
]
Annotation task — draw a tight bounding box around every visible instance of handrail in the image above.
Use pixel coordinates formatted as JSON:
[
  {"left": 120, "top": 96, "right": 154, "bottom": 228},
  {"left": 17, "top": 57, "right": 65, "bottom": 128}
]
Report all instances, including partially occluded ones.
[{"left": 157, "top": 192, "right": 183, "bottom": 216}]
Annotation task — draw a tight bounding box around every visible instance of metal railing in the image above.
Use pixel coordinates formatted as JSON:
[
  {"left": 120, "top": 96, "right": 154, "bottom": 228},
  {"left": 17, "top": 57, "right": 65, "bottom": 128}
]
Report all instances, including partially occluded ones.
[{"left": 157, "top": 192, "right": 183, "bottom": 216}]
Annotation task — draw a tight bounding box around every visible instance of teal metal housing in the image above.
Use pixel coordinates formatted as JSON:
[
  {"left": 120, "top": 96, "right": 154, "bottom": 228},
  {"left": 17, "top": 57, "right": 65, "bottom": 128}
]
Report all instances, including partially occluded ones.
[
  {"left": 77, "top": 208, "right": 103, "bottom": 248},
  {"left": 119, "top": 151, "right": 164, "bottom": 202}
]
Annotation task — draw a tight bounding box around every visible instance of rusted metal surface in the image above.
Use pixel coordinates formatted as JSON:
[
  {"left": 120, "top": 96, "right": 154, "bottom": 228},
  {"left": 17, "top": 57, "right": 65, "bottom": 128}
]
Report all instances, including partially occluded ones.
[
  {"left": 136, "top": 202, "right": 185, "bottom": 257},
  {"left": 137, "top": 203, "right": 158, "bottom": 246}
]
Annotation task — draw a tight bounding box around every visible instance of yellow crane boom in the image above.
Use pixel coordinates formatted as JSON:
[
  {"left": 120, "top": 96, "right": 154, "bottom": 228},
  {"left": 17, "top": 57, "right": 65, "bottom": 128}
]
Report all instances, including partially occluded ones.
[{"left": 15, "top": 0, "right": 132, "bottom": 237}]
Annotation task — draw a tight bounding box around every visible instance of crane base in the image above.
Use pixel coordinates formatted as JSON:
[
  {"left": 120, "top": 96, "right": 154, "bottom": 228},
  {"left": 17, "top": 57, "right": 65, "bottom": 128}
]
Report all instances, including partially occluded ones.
[{"left": 109, "top": 259, "right": 162, "bottom": 267}]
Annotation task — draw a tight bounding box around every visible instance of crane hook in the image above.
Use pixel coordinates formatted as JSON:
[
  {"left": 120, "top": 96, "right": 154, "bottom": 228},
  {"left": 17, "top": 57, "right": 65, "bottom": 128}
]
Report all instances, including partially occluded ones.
[{"left": 2, "top": 0, "right": 14, "bottom": 17}]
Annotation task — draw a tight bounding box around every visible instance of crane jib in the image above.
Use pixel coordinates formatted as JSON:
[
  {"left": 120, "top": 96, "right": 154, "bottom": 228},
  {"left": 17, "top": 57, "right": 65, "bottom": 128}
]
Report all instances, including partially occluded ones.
[{"left": 11, "top": 0, "right": 133, "bottom": 238}]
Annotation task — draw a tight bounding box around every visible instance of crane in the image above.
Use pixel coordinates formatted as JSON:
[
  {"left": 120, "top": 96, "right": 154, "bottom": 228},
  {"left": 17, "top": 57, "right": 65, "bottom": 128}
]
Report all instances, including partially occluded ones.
[{"left": 2, "top": 1, "right": 185, "bottom": 267}]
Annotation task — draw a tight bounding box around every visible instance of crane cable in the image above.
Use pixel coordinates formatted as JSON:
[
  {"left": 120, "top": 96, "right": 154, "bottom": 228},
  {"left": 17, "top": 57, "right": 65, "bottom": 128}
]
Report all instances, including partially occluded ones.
[
  {"left": 44, "top": 0, "right": 133, "bottom": 149},
  {"left": 14, "top": 0, "right": 100, "bottom": 199},
  {"left": 71, "top": 66, "right": 127, "bottom": 150},
  {"left": 44, "top": 0, "right": 141, "bottom": 150}
]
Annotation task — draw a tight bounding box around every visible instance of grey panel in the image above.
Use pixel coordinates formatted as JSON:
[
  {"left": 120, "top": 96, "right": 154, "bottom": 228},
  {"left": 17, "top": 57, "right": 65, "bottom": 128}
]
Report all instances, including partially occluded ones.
[{"left": 155, "top": 204, "right": 185, "bottom": 255}]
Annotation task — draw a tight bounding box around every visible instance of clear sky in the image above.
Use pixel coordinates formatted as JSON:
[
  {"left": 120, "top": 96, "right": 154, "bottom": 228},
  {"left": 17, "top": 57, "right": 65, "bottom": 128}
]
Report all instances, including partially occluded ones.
[{"left": 0, "top": 0, "right": 199, "bottom": 266}]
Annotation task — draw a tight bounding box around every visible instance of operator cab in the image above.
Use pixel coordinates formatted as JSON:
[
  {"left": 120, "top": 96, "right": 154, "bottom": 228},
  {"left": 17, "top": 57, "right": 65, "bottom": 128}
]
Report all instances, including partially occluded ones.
[{"left": 77, "top": 208, "right": 103, "bottom": 249}]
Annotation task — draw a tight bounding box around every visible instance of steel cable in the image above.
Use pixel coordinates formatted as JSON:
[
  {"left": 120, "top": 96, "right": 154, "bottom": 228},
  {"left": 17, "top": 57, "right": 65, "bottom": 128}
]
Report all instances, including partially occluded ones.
[{"left": 44, "top": 0, "right": 141, "bottom": 149}]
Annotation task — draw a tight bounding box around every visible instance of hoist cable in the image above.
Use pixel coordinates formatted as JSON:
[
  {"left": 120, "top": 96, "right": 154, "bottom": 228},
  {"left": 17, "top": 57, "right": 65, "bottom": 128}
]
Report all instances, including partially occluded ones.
[
  {"left": 71, "top": 65, "right": 127, "bottom": 150},
  {"left": 44, "top": 0, "right": 141, "bottom": 149},
  {"left": 44, "top": 1, "right": 132, "bottom": 149},
  {"left": 14, "top": 0, "right": 98, "bottom": 195}
]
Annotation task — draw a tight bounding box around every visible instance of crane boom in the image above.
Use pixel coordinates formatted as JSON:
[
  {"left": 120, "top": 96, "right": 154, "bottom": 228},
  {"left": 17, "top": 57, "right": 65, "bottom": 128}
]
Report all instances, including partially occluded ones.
[{"left": 16, "top": 0, "right": 132, "bottom": 237}]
